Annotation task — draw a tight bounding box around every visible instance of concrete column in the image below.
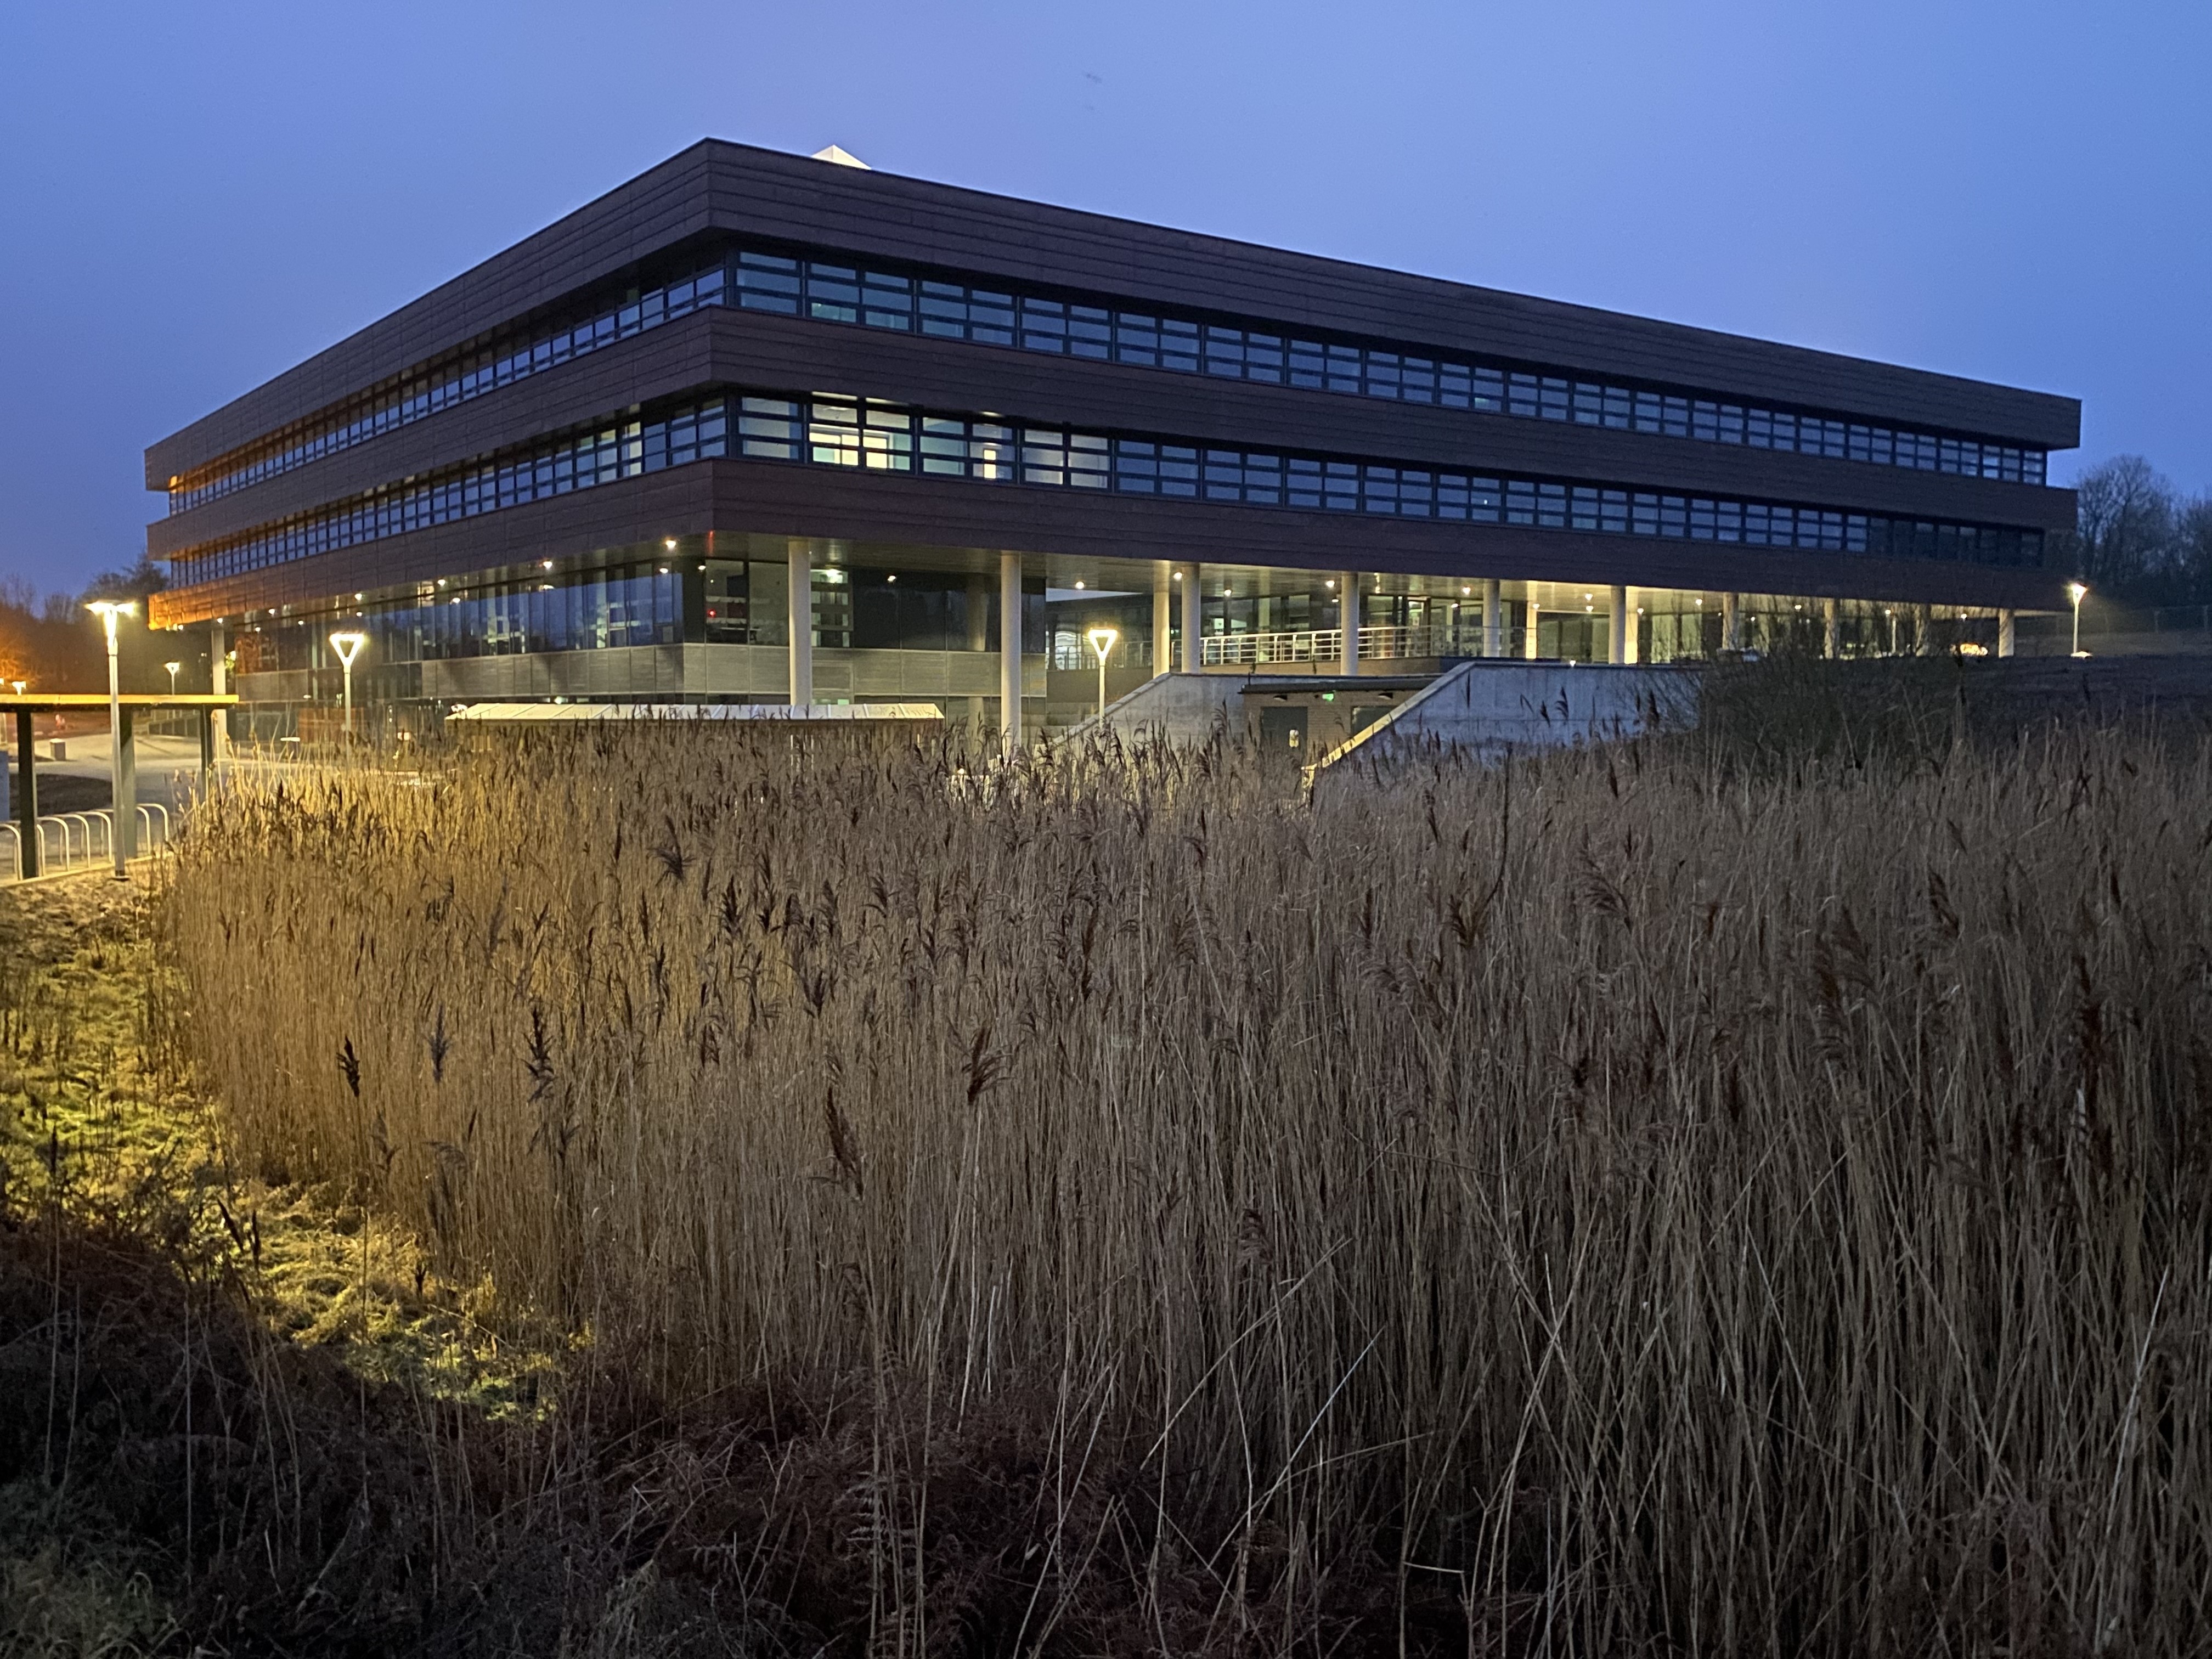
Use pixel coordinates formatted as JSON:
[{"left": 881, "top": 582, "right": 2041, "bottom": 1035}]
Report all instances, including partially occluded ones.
[
  {"left": 787, "top": 540, "right": 814, "bottom": 707},
  {"left": 1340, "top": 572, "right": 1360, "bottom": 676},
  {"left": 208, "top": 619, "right": 229, "bottom": 760},
  {"left": 1998, "top": 608, "right": 2017, "bottom": 658},
  {"left": 1607, "top": 585, "right": 1628, "bottom": 665},
  {"left": 1180, "top": 563, "right": 1202, "bottom": 671},
  {"left": 1914, "top": 602, "right": 1934, "bottom": 657},
  {"left": 1153, "top": 563, "right": 1173, "bottom": 679},
  {"left": 1823, "top": 597, "right": 1841, "bottom": 659},
  {"left": 999, "top": 551, "right": 1023, "bottom": 749},
  {"left": 12, "top": 709, "right": 35, "bottom": 879},
  {"left": 1482, "top": 578, "right": 1502, "bottom": 658},
  {"left": 114, "top": 708, "right": 137, "bottom": 868},
  {"left": 1524, "top": 600, "right": 1541, "bottom": 660},
  {"left": 1623, "top": 596, "right": 1640, "bottom": 665},
  {"left": 1723, "top": 592, "right": 1742, "bottom": 653}
]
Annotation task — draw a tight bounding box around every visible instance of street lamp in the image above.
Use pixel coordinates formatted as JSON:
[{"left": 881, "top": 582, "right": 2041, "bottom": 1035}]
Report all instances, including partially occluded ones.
[
  {"left": 163, "top": 660, "right": 181, "bottom": 695},
  {"left": 329, "top": 631, "right": 368, "bottom": 740},
  {"left": 84, "top": 600, "right": 134, "bottom": 879},
  {"left": 1086, "top": 626, "right": 1119, "bottom": 722},
  {"left": 2067, "top": 582, "right": 2089, "bottom": 658}
]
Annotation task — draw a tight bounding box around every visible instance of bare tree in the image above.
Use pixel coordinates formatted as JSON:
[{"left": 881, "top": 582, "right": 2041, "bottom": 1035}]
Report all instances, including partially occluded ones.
[{"left": 2065, "top": 456, "right": 2179, "bottom": 596}]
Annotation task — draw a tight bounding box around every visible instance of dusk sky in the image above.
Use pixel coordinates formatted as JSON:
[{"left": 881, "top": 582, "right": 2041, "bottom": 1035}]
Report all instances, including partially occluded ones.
[{"left": 2, "top": 0, "right": 2205, "bottom": 597}]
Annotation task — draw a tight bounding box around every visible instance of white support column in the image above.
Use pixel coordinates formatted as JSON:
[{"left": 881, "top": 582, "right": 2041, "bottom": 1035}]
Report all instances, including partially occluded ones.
[
  {"left": 999, "top": 551, "right": 1023, "bottom": 749},
  {"left": 787, "top": 540, "right": 813, "bottom": 707},
  {"left": 208, "top": 619, "right": 229, "bottom": 759},
  {"left": 1180, "top": 563, "right": 1202, "bottom": 671},
  {"left": 1482, "top": 578, "right": 1502, "bottom": 658},
  {"left": 1524, "top": 600, "right": 1541, "bottom": 660},
  {"left": 1153, "top": 563, "right": 1173, "bottom": 679},
  {"left": 1608, "top": 585, "right": 1628, "bottom": 665},
  {"left": 1340, "top": 571, "right": 1360, "bottom": 676},
  {"left": 1723, "top": 592, "right": 1742, "bottom": 653},
  {"left": 1914, "top": 602, "right": 1934, "bottom": 657},
  {"left": 1623, "top": 596, "right": 1641, "bottom": 665},
  {"left": 1998, "top": 608, "right": 2017, "bottom": 658},
  {"left": 1823, "top": 597, "right": 1841, "bottom": 659}
]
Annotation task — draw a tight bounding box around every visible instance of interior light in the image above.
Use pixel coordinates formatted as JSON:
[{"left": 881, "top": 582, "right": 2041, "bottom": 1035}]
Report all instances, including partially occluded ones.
[
  {"left": 1172, "top": 571, "right": 1183, "bottom": 581},
  {"left": 1324, "top": 579, "right": 1335, "bottom": 590},
  {"left": 1462, "top": 586, "right": 1471, "bottom": 596},
  {"left": 541, "top": 560, "right": 554, "bottom": 570},
  {"left": 1073, "top": 580, "right": 1084, "bottom": 590},
  {"left": 886, "top": 573, "right": 897, "bottom": 583},
  {"left": 658, "top": 566, "right": 669, "bottom": 574},
  {"left": 664, "top": 538, "right": 678, "bottom": 550}
]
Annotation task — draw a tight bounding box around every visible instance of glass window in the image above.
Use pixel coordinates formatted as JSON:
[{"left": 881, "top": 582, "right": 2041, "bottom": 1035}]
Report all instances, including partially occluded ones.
[
  {"left": 919, "top": 281, "right": 969, "bottom": 338},
  {"left": 805, "top": 263, "right": 860, "bottom": 324},
  {"left": 1020, "top": 297, "right": 1068, "bottom": 353}
]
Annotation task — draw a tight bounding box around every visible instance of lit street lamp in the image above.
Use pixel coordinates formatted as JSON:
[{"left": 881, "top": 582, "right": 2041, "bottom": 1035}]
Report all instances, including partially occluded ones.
[
  {"left": 2067, "top": 582, "right": 2089, "bottom": 658},
  {"left": 1086, "top": 626, "right": 1119, "bottom": 723},
  {"left": 84, "top": 600, "right": 134, "bottom": 879},
  {"left": 329, "top": 631, "right": 368, "bottom": 740},
  {"left": 163, "top": 660, "right": 182, "bottom": 695}
]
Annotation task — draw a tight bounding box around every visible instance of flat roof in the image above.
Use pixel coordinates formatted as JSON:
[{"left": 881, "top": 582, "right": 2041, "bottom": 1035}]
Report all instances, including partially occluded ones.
[{"left": 444, "top": 701, "right": 943, "bottom": 724}]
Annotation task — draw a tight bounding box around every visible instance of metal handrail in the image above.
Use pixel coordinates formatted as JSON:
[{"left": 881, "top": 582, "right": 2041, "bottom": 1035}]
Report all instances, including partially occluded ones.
[{"left": 1203, "top": 623, "right": 1484, "bottom": 667}]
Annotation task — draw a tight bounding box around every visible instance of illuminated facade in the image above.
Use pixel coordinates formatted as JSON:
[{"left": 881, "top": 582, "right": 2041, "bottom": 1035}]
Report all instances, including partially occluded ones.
[{"left": 145, "top": 141, "right": 2079, "bottom": 739}]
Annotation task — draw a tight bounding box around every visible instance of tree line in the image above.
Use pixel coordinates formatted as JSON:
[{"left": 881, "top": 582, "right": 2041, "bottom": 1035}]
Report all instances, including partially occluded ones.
[
  {"left": 2051, "top": 455, "right": 2212, "bottom": 608},
  {"left": 0, "top": 555, "right": 170, "bottom": 693}
]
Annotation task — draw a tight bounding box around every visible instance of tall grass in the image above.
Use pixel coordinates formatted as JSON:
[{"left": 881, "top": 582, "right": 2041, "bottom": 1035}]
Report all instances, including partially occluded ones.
[{"left": 165, "top": 698, "right": 2212, "bottom": 1653}]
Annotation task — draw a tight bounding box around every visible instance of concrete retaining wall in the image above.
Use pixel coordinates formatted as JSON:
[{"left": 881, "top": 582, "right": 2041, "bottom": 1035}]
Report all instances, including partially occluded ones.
[
  {"left": 1313, "top": 660, "right": 1699, "bottom": 770},
  {"left": 1091, "top": 673, "right": 1246, "bottom": 743}
]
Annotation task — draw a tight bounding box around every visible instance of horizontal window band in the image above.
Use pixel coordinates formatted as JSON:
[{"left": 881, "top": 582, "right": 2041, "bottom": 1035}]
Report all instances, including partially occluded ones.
[
  {"left": 166, "top": 389, "right": 2043, "bottom": 588},
  {"left": 167, "top": 241, "right": 2050, "bottom": 518}
]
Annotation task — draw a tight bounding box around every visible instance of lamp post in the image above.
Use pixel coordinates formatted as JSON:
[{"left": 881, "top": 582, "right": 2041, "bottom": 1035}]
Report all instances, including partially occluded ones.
[
  {"left": 329, "top": 631, "right": 367, "bottom": 741},
  {"left": 2067, "top": 582, "right": 2089, "bottom": 658},
  {"left": 1086, "top": 626, "right": 1119, "bottom": 723},
  {"left": 163, "top": 661, "right": 181, "bottom": 695},
  {"left": 84, "top": 600, "right": 134, "bottom": 878}
]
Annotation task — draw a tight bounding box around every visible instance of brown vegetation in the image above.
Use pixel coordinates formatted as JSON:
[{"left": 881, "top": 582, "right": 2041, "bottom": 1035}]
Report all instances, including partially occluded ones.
[{"left": 137, "top": 665, "right": 2212, "bottom": 1653}]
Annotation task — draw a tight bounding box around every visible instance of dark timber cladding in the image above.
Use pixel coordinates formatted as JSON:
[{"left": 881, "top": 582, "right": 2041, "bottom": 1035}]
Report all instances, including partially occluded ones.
[{"left": 145, "top": 137, "right": 2082, "bottom": 636}]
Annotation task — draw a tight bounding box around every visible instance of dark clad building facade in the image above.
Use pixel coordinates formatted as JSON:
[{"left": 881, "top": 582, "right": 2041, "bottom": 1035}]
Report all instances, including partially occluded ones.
[{"left": 144, "top": 140, "right": 2080, "bottom": 732}]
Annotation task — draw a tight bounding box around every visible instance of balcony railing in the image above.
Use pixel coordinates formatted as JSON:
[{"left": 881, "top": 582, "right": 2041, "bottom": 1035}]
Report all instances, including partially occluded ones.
[{"left": 1200, "top": 623, "right": 1494, "bottom": 667}]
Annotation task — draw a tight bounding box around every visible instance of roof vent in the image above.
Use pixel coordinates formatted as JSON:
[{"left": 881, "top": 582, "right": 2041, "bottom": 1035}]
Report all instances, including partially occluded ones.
[{"left": 810, "top": 144, "right": 871, "bottom": 170}]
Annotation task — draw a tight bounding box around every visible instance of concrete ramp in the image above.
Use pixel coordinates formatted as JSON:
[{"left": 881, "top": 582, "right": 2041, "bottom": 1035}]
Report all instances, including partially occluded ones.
[{"left": 1307, "top": 659, "right": 1699, "bottom": 775}]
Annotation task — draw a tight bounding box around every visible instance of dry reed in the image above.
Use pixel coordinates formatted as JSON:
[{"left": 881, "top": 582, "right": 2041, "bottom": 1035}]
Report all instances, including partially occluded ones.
[{"left": 163, "top": 697, "right": 2212, "bottom": 1654}]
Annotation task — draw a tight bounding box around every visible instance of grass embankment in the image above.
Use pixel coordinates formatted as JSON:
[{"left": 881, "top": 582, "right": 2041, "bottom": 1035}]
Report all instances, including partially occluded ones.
[
  {"left": 0, "top": 881, "right": 619, "bottom": 1655},
  {"left": 142, "top": 662, "right": 2212, "bottom": 1656}
]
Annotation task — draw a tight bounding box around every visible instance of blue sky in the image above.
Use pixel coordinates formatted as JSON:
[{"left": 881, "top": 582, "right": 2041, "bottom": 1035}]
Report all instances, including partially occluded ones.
[{"left": 2, "top": 0, "right": 2205, "bottom": 594}]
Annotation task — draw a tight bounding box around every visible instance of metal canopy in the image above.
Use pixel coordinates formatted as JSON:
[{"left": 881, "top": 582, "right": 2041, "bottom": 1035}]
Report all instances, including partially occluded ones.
[
  {"left": 7, "top": 696, "right": 236, "bottom": 882},
  {"left": 1, "top": 693, "right": 238, "bottom": 712}
]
